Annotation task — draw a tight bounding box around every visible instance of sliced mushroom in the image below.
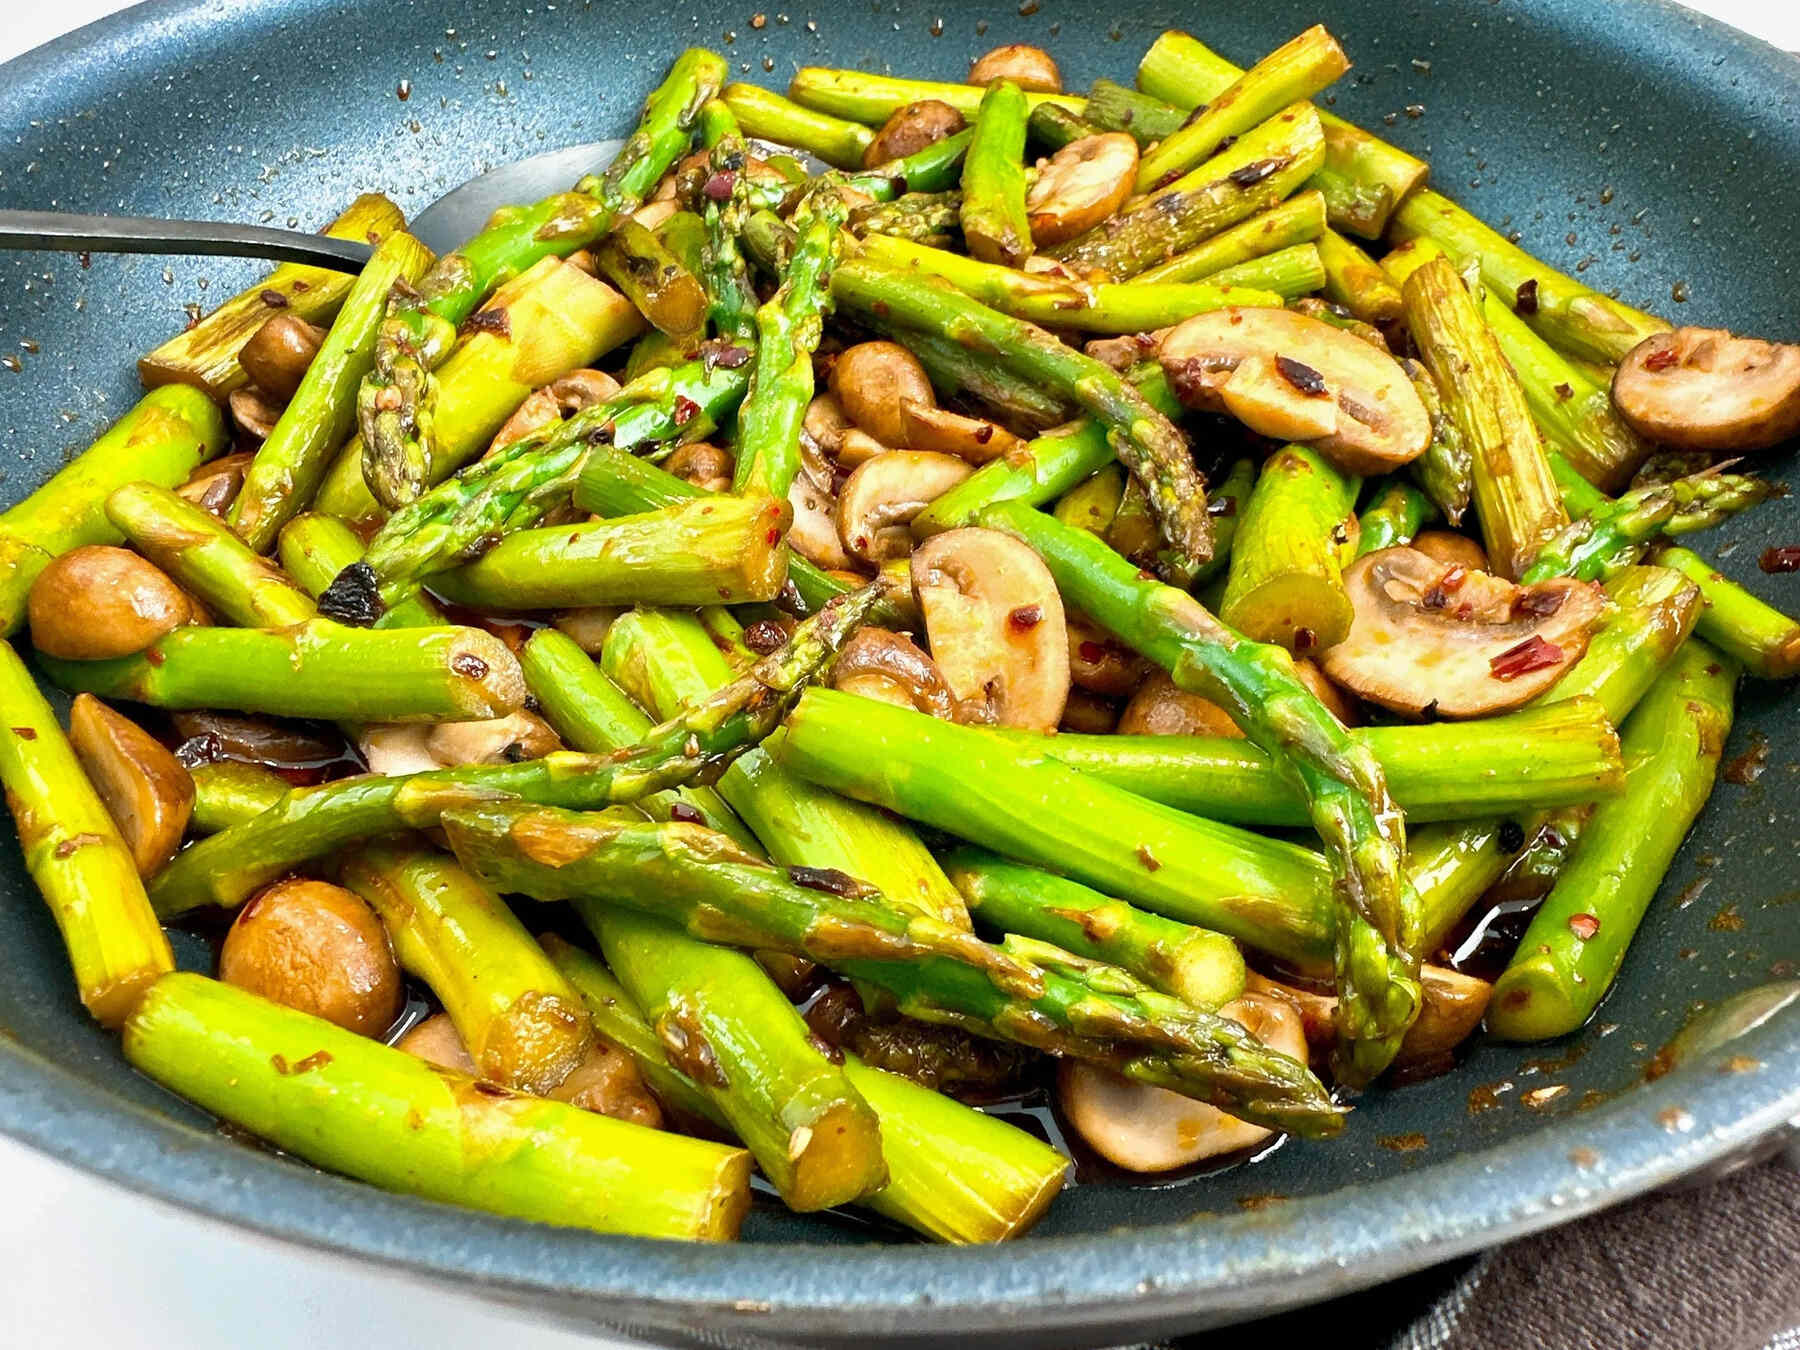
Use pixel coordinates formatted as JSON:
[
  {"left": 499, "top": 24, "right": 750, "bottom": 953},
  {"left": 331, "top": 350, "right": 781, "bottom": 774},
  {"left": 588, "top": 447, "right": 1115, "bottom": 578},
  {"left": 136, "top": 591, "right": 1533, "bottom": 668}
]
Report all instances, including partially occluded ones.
[
  {"left": 837, "top": 451, "right": 972, "bottom": 564},
  {"left": 1086, "top": 332, "right": 1162, "bottom": 372},
  {"left": 27, "top": 545, "right": 197, "bottom": 661},
  {"left": 425, "top": 710, "right": 561, "bottom": 767},
  {"left": 1294, "top": 658, "right": 1359, "bottom": 728},
  {"left": 1411, "top": 529, "right": 1489, "bottom": 574},
  {"left": 664, "top": 441, "right": 735, "bottom": 493},
  {"left": 358, "top": 724, "right": 442, "bottom": 777},
  {"left": 1320, "top": 546, "right": 1607, "bottom": 718},
  {"left": 899, "top": 399, "right": 1022, "bottom": 464},
  {"left": 219, "top": 878, "right": 402, "bottom": 1035},
  {"left": 969, "top": 43, "right": 1062, "bottom": 92},
  {"left": 837, "top": 428, "right": 893, "bottom": 468},
  {"left": 1612, "top": 327, "right": 1800, "bottom": 452},
  {"left": 801, "top": 391, "right": 854, "bottom": 460},
  {"left": 630, "top": 198, "right": 681, "bottom": 231},
  {"left": 1025, "top": 133, "right": 1139, "bottom": 248},
  {"left": 789, "top": 474, "right": 855, "bottom": 571},
  {"left": 227, "top": 385, "right": 284, "bottom": 442},
  {"left": 829, "top": 341, "right": 935, "bottom": 446},
  {"left": 1066, "top": 612, "right": 1149, "bottom": 696},
  {"left": 548, "top": 1040, "right": 664, "bottom": 1128},
  {"left": 238, "top": 313, "right": 327, "bottom": 402},
  {"left": 911, "top": 528, "right": 1069, "bottom": 730},
  {"left": 1245, "top": 966, "right": 1492, "bottom": 1070},
  {"left": 863, "top": 99, "right": 967, "bottom": 168},
  {"left": 552, "top": 606, "right": 623, "bottom": 654},
  {"left": 830, "top": 627, "right": 958, "bottom": 719},
  {"left": 1159, "top": 308, "right": 1432, "bottom": 474},
  {"left": 1058, "top": 993, "right": 1305, "bottom": 1172},
  {"left": 487, "top": 368, "right": 622, "bottom": 452},
  {"left": 397, "top": 1012, "right": 482, "bottom": 1075},
  {"left": 169, "top": 710, "right": 343, "bottom": 769},
  {"left": 1117, "top": 670, "right": 1242, "bottom": 738},
  {"left": 175, "top": 450, "right": 257, "bottom": 517},
  {"left": 68, "top": 695, "right": 195, "bottom": 877},
  {"left": 1059, "top": 688, "right": 1120, "bottom": 734}
]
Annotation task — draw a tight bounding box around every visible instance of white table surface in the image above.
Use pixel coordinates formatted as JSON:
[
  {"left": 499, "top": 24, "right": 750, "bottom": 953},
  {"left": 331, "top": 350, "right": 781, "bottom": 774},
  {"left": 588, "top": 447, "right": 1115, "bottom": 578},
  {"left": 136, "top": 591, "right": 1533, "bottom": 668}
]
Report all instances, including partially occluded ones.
[{"left": 3, "top": 2, "right": 1799, "bottom": 1348}]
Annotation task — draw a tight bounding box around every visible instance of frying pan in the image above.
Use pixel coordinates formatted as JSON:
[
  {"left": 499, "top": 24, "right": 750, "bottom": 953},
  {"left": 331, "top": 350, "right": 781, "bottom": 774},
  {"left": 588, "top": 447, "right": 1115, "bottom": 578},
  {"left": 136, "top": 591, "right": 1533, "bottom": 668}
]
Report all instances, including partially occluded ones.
[{"left": 0, "top": 1, "right": 1797, "bottom": 1344}]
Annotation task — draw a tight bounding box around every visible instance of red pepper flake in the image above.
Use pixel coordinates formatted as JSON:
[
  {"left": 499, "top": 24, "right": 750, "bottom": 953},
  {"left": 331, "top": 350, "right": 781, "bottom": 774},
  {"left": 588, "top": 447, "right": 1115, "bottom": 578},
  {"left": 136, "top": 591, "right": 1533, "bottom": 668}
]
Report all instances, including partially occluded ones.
[
  {"left": 10, "top": 726, "right": 34, "bottom": 740},
  {"left": 1514, "top": 279, "right": 1539, "bottom": 316},
  {"left": 260, "top": 289, "right": 289, "bottom": 308},
  {"left": 1553, "top": 382, "right": 1574, "bottom": 401},
  {"left": 1643, "top": 346, "right": 1679, "bottom": 372},
  {"left": 743, "top": 619, "right": 786, "bottom": 653},
  {"left": 1512, "top": 586, "right": 1569, "bottom": 618},
  {"left": 144, "top": 646, "right": 166, "bottom": 667},
  {"left": 449, "top": 653, "right": 490, "bottom": 680},
  {"left": 672, "top": 395, "right": 701, "bottom": 426},
  {"left": 1760, "top": 546, "right": 1800, "bottom": 573},
  {"left": 709, "top": 342, "right": 751, "bottom": 369},
  {"left": 668, "top": 801, "right": 704, "bottom": 824},
  {"left": 1007, "top": 604, "right": 1043, "bottom": 631},
  {"left": 1568, "top": 913, "right": 1601, "bottom": 940},
  {"left": 1077, "top": 640, "right": 1107, "bottom": 664},
  {"left": 788, "top": 865, "right": 873, "bottom": 898},
  {"left": 1226, "top": 158, "right": 1284, "bottom": 188},
  {"left": 1274, "top": 355, "right": 1327, "bottom": 396},
  {"left": 1135, "top": 843, "right": 1161, "bottom": 872},
  {"left": 765, "top": 527, "right": 781, "bottom": 545},
  {"left": 1490, "top": 634, "right": 1563, "bottom": 680},
  {"left": 702, "top": 170, "right": 737, "bottom": 201}
]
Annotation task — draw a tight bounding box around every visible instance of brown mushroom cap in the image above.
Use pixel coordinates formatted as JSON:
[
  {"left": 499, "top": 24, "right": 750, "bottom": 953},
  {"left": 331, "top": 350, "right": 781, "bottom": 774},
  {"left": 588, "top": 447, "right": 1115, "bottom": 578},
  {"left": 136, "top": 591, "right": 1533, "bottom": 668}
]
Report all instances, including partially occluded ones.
[
  {"left": 1159, "top": 308, "right": 1432, "bottom": 474},
  {"left": 68, "top": 695, "right": 195, "bottom": 878},
  {"left": 176, "top": 449, "right": 257, "bottom": 517},
  {"left": 219, "top": 878, "right": 402, "bottom": 1035},
  {"left": 663, "top": 441, "right": 735, "bottom": 493},
  {"left": 1245, "top": 966, "right": 1491, "bottom": 1070},
  {"left": 359, "top": 723, "right": 442, "bottom": 777},
  {"left": 863, "top": 100, "right": 967, "bottom": 168},
  {"left": 1057, "top": 993, "right": 1306, "bottom": 1172},
  {"left": 238, "top": 313, "right": 327, "bottom": 403},
  {"left": 829, "top": 341, "right": 936, "bottom": 446},
  {"left": 1059, "top": 688, "right": 1121, "bottom": 735},
  {"left": 227, "top": 385, "right": 283, "bottom": 442},
  {"left": 969, "top": 44, "right": 1062, "bottom": 92},
  {"left": 831, "top": 626, "right": 959, "bottom": 719},
  {"left": 548, "top": 1041, "right": 665, "bottom": 1128},
  {"left": 1319, "top": 546, "right": 1607, "bottom": 718},
  {"left": 911, "top": 527, "right": 1070, "bottom": 730},
  {"left": 1025, "top": 133, "right": 1140, "bottom": 248},
  {"left": 1066, "top": 612, "right": 1150, "bottom": 696},
  {"left": 1612, "top": 326, "right": 1800, "bottom": 452},
  {"left": 898, "top": 400, "right": 1023, "bottom": 464},
  {"left": 488, "top": 368, "right": 622, "bottom": 452},
  {"left": 801, "top": 391, "right": 854, "bottom": 460},
  {"left": 1117, "top": 670, "right": 1242, "bottom": 738},
  {"left": 836, "top": 451, "right": 972, "bottom": 564},
  {"left": 789, "top": 474, "right": 854, "bottom": 571},
  {"left": 28, "top": 545, "right": 197, "bottom": 661}
]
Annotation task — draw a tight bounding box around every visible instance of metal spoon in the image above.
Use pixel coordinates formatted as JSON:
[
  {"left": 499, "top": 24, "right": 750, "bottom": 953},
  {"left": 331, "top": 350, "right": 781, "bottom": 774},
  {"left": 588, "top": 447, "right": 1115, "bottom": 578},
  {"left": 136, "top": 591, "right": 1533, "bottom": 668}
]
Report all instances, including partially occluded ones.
[{"left": 0, "top": 139, "right": 623, "bottom": 270}]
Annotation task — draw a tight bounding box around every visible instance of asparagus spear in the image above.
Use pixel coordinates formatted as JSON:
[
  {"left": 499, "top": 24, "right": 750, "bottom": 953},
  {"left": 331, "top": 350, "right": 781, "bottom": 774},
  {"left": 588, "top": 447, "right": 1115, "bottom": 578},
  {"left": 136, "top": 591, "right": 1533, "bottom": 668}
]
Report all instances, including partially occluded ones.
[
  {"left": 1136, "top": 25, "right": 1350, "bottom": 193},
  {"left": 1219, "top": 445, "right": 1358, "bottom": 653},
  {"left": 698, "top": 97, "right": 741, "bottom": 148},
  {"left": 545, "top": 936, "right": 1070, "bottom": 1242},
  {"left": 1399, "top": 356, "right": 1473, "bottom": 525},
  {"left": 105, "top": 482, "right": 317, "bottom": 629},
  {"left": 1134, "top": 192, "right": 1328, "bottom": 286},
  {"left": 851, "top": 322, "right": 1075, "bottom": 433},
  {"left": 1652, "top": 545, "right": 1800, "bottom": 679},
  {"left": 340, "top": 841, "right": 596, "bottom": 1094},
  {"left": 1046, "top": 104, "right": 1327, "bottom": 279},
  {"left": 849, "top": 190, "right": 963, "bottom": 243},
  {"left": 945, "top": 849, "right": 1246, "bottom": 1008},
  {"left": 1204, "top": 243, "right": 1327, "bottom": 300},
  {"left": 443, "top": 801, "right": 1342, "bottom": 1135},
  {"left": 787, "top": 67, "right": 1083, "bottom": 124},
  {"left": 359, "top": 48, "right": 726, "bottom": 510},
  {"left": 1355, "top": 480, "right": 1436, "bottom": 556},
  {"left": 0, "top": 386, "right": 228, "bottom": 635},
  {"left": 1400, "top": 255, "right": 1568, "bottom": 579},
  {"left": 124, "top": 972, "right": 751, "bottom": 1239},
  {"left": 828, "top": 262, "right": 1213, "bottom": 580},
  {"left": 137, "top": 193, "right": 405, "bottom": 396},
  {"left": 719, "top": 82, "right": 875, "bottom": 167},
  {"left": 856, "top": 234, "right": 1284, "bottom": 330},
  {"left": 845, "top": 128, "right": 976, "bottom": 198},
  {"left": 188, "top": 760, "right": 289, "bottom": 834},
  {"left": 1489, "top": 641, "right": 1736, "bottom": 1040},
  {"left": 277, "top": 513, "right": 443, "bottom": 629},
  {"left": 1188, "top": 456, "right": 1259, "bottom": 589},
  {"left": 981, "top": 501, "right": 1421, "bottom": 1083},
  {"left": 959, "top": 81, "right": 1033, "bottom": 266},
  {"left": 313, "top": 257, "right": 644, "bottom": 526},
  {"left": 1317, "top": 228, "right": 1402, "bottom": 324},
  {"left": 1027, "top": 102, "right": 1101, "bottom": 151},
  {"left": 699, "top": 145, "right": 760, "bottom": 345},
  {"left": 229, "top": 231, "right": 436, "bottom": 551},
  {"left": 592, "top": 219, "right": 708, "bottom": 341},
  {"left": 0, "top": 640, "right": 172, "bottom": 1026},
  {"left": 1391, "top": 187, "right": 1669, "bottom": 364},
  {"left": 1082, "top": 79, "right": 1187, "bottom": 146},
  {"left": 145, "top": 580, "right": 892, "bottom": 915}
]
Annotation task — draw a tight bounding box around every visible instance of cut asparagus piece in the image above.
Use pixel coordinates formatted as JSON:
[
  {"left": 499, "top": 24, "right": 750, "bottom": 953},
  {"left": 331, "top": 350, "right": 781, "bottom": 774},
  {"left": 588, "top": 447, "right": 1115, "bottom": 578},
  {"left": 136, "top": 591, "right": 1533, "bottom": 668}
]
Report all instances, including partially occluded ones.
[
  {"left": 1082, "top": 78, "right": 1187, "bottom": 147},
  {"left": 1355, "top": 480, "right": 1435, "bottom": 556},
  {"left": 124, "top": 973, "right": 751, "bottom": 1239},
  {"left": 137, "top": 194, "right": 405, "bottom": 396},
  {"left": 0, "top": 640, "right": 172, "bottom": 1026},
  {"left": 787, "top": 67, "right": 1083, "bottom": 124},
  {"left": 960, "top": 80, "right": 1033, "bottom": 267},
  {"left": 277, "top": 513, "right": 443, "bottom": 629},
  {"left": 1027, "top": 102, "right": 1101, "bottom": 151},
  {"left": 189, "top": 760, "right": 289, "bottom": 834},
  {"left": 592, "top": 219, "right": 708, "bottom": 341},
  {"left": 1203, "top": 243, "right": 1327, "bottom": 300},
  {"left": 1490, "top": 641, "right": 1736, "bottom": 1040},
  {"left": 0, "top": 386, "right": 228, "bottom": 636},
  {"left": 846, "top": 128, "right": 976, "bottom": 198},
  {"left": 1652, "top": 546, "right": 1800, "bottom": 680},
  {"left": 1317, "top": 228, "right": 1402, "bottom": 325},
  {"left": 720, "top": 83, "right": 875, "bottom": 167},
  {"left": 1219, "top": 445, "right": 1358, "bottom": 654},
  {"left": 1134, "top": 192, "right": 1328, "bottom": 286},
  {"left": 1400, "top": 357, "right": 1473, "bottom": 525}
]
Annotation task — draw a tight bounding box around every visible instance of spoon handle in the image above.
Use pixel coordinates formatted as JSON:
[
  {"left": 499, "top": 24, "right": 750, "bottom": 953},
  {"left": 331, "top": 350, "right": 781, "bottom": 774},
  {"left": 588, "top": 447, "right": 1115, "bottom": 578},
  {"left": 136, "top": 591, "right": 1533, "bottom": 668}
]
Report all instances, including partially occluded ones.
[{"left": 0, "top": 210, "right": 371, "bottom": 271}]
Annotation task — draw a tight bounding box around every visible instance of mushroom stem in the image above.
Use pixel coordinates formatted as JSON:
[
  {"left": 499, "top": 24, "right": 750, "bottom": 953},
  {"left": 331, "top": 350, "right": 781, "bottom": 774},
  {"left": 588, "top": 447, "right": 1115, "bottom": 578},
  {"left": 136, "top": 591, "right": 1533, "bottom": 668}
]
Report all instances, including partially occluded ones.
[{"left": 1219, "top": 445, "right": 1359, "bottom": 654}]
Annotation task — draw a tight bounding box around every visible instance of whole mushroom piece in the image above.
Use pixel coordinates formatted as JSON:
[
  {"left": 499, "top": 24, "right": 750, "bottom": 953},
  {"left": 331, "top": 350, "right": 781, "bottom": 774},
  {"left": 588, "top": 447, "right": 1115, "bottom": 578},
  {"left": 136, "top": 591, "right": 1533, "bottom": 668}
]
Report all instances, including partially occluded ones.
[
  {"left": 1611, "top": 326, "right": 1800, "bottom": 452},
  {"left": 27, "top": 545, "right": 200, "bottom": 661},
  {"left": 219, "top": 878, "right": 402, "bottom": 1035}
]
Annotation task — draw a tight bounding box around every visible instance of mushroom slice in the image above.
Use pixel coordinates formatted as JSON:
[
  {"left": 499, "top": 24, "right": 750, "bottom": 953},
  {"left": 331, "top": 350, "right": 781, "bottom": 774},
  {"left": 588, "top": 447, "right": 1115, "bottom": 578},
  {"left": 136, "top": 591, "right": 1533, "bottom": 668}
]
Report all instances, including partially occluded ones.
[
  {"left": 837, "top": 451, "right": 972, "bottom": 564},
  {"left": 1217, "top": 354, "right": 1340, "bottom": 442},
  {"left": 552, "top": 606, "right": 624, "bottom": 655},
  {"left": 1612, "top": 326, "right": 1800, "bottom": 452},
  {"left": 488, "top": 368, "right": 622, "bottom": 452},
  {"left": 425, "top": 710, "right": 561, "bottom": 767},
  {"left": 176, "top": 450, "right": 257, "bottom": 517},
  {"left": 801, "top": 391, "right": 854, "bottom": 460},
  {"left": 227, "top": 385, "right": 283, "bottom": 442},
  {"left": 829, "top": 341, "right": 935, "bottom": 446},
  {"left": 397, "top": 1012, "right": 482, "bottom": 1076},
  {"left": 1058, "top": 993, "right": 1306, "bottom": 1172},
  {"left": 837, "top": 428, "right": 893, "bottom": 468},
  {"left": 359, "top": 723, "right": 441, "bottom": 777},
  {"left": 1066, "top": 612, "right": 1149, "bottom": 696},
  {"left": 899, "top": 399, "right": 1022, "bottom": 464},
  {"left": 68, "top": 695, "right": 195, "bottom": 878},
  {"left": 911, "top": 528, "right": 1069, "bottom": 731},
  {"left": 1320, "top": 546, "right": 1607, "bottom": 718},
  {"left": 1159, "top": 308, "right": 1432, "bottom": 474},
  {"left": 238, "top": 313, "right": 327, "bottom": 402},
  {"left": 1246, "top": 966, "right": 1491, "bottom": 1070},
  {"left": 789, "top": 475, "right": 854, "bottom": 571},
  {"left": 664, "top": 441, "right": 734, "bottom": 493},
  {"left": 1117, "top": 670, "right": 1242, "bottom": 738},
  {"left": 830, "top": 627, "right": 958, "bottom": 719},
  {"left": 1025, "top": 133, "right": 1139, "bottom": 248}
]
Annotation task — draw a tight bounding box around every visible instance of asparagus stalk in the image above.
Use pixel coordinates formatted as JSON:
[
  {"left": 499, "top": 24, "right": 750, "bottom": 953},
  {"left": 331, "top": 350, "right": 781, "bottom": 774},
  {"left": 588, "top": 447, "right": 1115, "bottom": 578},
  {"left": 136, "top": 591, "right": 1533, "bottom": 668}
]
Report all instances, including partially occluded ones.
[
  {"left": 851, "top": 322, "right": 1075, "bottom": 433},
  {"left": 856, "top": 234, "right": 1283, "bottom": 330},
  {"left": 519, "top": 627, "right": 760, "bottom": 851},
  {"left": 277, "top": 513, "right": 443, "bottom": 628},
  {"left": 1188, "top": 456, "right": 1259, "bottom": 589},
  {"left": 846, "top": 128, "right": 976, "bottom": 198},
  {"left": 1082, "top": 79, "right": 1187, "bottom": 146},
  {"left": 592, "top": 219, "right": 708, "bottom": 341},
  {"left": 444, "top": 801, "right": 1341, "bottom": 1135},
  {"left": 0, "top": 386, "right": 228, "bottom": 635},
  {"left": 1134, "top": 191, "right": 1328, "bottom": 286},
  {"left": 698, "top": 97, "right": 741, "bottom": 148},
  {"left": 1203, "top": 243, "right": 1327, "bottom": 300},
  {"left": 1398, "top": 356, "right": 1473, "bottom": 524},
  {"left": 1652, "top": 546, "right": 1800, "bottom": 679},
  {"left": 960, "top": 81, "right": 1033, "bottom": 267},
  {"left": 230, "top": 231, "right": 436, "bottom": 551},
  {"left": 1355, "top": 480, "right": 1436, "bottom": 556},
  {"left": 1219, "top": 445, "right": 1358, "bottom": 653},
  {"left": 1400, "top": 255, "right": 1567, "bottom": 579},
  {"left": 313, "top": 257, "right": 644, "bottom": 526},
  {"left": 945, "top": 849, "right": 1246, "bottom": 1008},
  {"left": 1046, "top": 103, "right": 1326, "bottom": 279},
  {"left": 188, "top": 760, "right": 289, "bottom": 834},
  {"left": 1317, "top": 228, "right": 1402, "bottom": 324},
  {"left": 1391, "top": 187, "right": 1669, "bottom": 364},
  {"left": 1055, "top": 465, "right": 1125, "bottom": 537},
  {"left": 341, "top": 842, "right": 595, "bottom": 1094},
  {"left": 426, "top": 494, "right": 790, "bottom": 612},
  {"left": 720, "top": 82, "right": 874, "bottom": 168},
  {"left": 137, "top": 193, "right": 405, "bottom": 396},
  {"left": 1489, "top": 641, "right": 1736, "bottom": 1040},
  {"left": 980, "top": 501, "right": 1421, "bottom": 1083},
  {"left": 1136, "top": 25, "right": 1350, "bottom": 193},
  {"left": 1027, "top": 102, "right": 1101, "bottom": 151},
  {"left": 359, "top": 48, "right": 726, "bottom": 510},
  {"left": 787, "top": 67, "right": 1083, "bottom": 124},
  {"left": 599, "top": 607, "right": 969, "bottom": 928},
  {"left": 105, "top": 482, "right": 317, "bottom": 629},
  {"left": 124, "top": 973, "right": 751, "bottom": 1239},
  {"left": 0, "top": 641, "right": 172, "bottom": 1026},
  {"left": 145, "top": 580, "right": 891, "bottom": 915},
  {"left": 829, "top": 262, "right": 1212, "bottom": 580},
  {"left": 700, "top": 146, "right": 761, "bottom": 345},
  {"left": 545, "top": 936, "right": 1070, "bottom": 1242},
  {"left": 848, "top": 191, "right": 964, "bottom": 243}
]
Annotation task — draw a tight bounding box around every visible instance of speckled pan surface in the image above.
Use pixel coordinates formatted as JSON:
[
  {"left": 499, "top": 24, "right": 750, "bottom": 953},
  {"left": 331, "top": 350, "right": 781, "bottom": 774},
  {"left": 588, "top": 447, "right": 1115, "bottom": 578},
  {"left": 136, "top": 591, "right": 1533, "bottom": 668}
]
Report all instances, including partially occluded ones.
[{"left": 0, "top": 0, "right": 1798, "bottom": 1344}]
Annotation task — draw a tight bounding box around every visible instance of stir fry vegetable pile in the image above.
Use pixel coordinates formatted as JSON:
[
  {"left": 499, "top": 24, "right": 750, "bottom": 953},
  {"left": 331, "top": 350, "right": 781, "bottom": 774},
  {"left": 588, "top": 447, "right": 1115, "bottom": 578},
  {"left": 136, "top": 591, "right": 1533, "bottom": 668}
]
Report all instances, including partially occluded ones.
[{"left": 4, "top": 26, "right": 1796, "bottom": 1244}]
